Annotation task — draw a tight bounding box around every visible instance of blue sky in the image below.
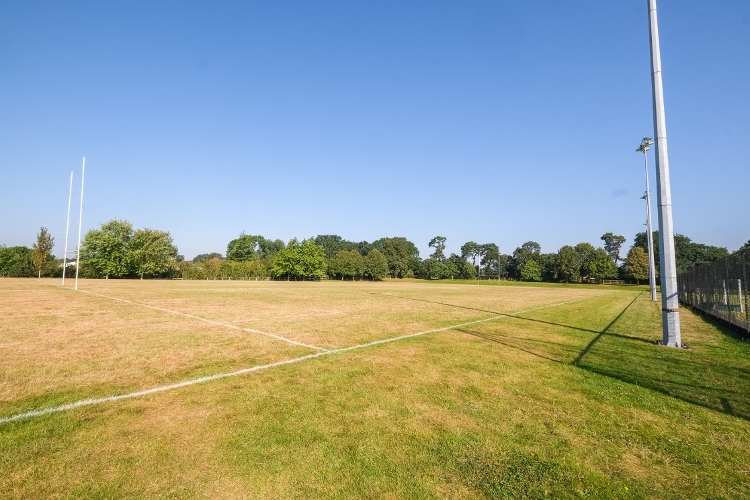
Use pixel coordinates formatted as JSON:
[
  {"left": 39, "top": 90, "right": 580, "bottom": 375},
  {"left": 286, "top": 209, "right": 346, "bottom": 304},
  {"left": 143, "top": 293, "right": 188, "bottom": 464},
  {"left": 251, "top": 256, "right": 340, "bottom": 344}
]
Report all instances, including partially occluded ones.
[{"left": 1, "top": 1, "right": 748, "bottom": 260}]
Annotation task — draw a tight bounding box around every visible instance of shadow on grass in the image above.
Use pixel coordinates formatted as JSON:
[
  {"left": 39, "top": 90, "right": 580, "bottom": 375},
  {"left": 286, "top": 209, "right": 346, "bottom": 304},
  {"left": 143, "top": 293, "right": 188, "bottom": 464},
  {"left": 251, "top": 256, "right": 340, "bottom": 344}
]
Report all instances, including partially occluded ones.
[
  {"left": 459, "top": 293, "right": 750, "bottom": 422},
  {"left": 681, "top": 302, "right": 750, "bottom": 342}
]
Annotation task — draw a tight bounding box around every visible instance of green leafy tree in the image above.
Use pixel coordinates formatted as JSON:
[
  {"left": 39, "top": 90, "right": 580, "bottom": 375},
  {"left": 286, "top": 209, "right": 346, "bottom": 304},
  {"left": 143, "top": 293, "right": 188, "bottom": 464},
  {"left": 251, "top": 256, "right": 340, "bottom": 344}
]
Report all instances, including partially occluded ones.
[
  {"left": 421, "top": 258, "right": 457, "bottom": 279},
  {"left": 634, "top": 231, "right": 728, "bottom": 274},
  {"left": 193, "top": 253, "right": 222, "bottom": 262},
  {"left": 315, "top": 235, "right": 357, "bottom": 259},
  {"left": 0, "top": 246, "right": 35, "bottom": 277},
  {"left": 32, "top": 227, "right": 55, "bottom": 278},
  {"left": 522, "top": 241, "right": 541, "bottom": 254},
  {"left": 625, "top": 246, "right": 650, "bottom": 285},
  {"left": 363, "top": 249, "right": 388, "bottom": 281},
  {"left": 372, "top": 237, "right": 421, "bottom": 278},
  {"left": 520, "top": 259, "right": 542, "bottom": 282},
  {"left": 226, "top": 233, "right": 265, "bottom": 261},
  {"left": 574, "top": 242, "right": 596, "bottom": 278},
  {"left": 129, "top": 228, "right": 180, "bottom": 279},
  {"left": 354, "top": 241, "right": 374, "bottom": 256},
  {"left": 328, "top": 250, "right": 364, "bottom": 280},
  {"left": 80, "top": 219, "right": 134, "bottom": 279},
  {"left": 601, "top": 233, "right": 626, "bottom": 263},
  {"left": 460, "top": 241, "right": 481, "bottom": 267},
  {"left": 538, "top": 253, "right": 557, "bottom": 282},
  {"left": 479, "top": 243, "right": 499, "bottom": 277},
  {"left": 428, "top": 236, "right": 447, "bottom": 262},
  {"left": 555, "top": 245, "right": 580, "bottom": 283},
  {"left": 588, "top": 248, "right": 619, "bottom": 281},
  {"left": 497, "top": 253, "right": 510, "bottom": 279},
  {"left": 448, "top": 253, "right": 477, "bottom": 279},
  {"left": 259, "top": 238, "right": 285, "bottom": 256},
  {"left": 510, "top": 241, "right": 541, "bottom": 279},
  {"left": 271, "top": 238, "right": 327, "bottom": 280}
]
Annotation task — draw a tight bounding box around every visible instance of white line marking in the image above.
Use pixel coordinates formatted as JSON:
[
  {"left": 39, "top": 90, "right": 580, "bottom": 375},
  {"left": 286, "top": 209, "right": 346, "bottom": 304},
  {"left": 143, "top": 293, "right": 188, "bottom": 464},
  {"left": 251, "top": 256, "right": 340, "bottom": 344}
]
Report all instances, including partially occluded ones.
[
  {"left": 75, "top": 288, "right": 328, "bottom": 352},
  {"left": 0, "top": 296, "right": 595, "bottom": 425}
]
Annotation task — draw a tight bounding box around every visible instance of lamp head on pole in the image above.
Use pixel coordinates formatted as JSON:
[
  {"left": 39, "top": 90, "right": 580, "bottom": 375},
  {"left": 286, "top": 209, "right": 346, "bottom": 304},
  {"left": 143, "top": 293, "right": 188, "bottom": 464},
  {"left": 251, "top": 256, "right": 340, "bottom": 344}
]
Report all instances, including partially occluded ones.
[{"left": 636, "top": 137, "right": 654, "bottom": 153}]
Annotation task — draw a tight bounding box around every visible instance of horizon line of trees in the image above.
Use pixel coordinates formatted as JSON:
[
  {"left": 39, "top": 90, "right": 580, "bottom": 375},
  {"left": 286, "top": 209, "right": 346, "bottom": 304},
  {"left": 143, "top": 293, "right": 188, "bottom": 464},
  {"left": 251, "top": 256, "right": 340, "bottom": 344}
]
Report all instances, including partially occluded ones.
[{"left": 2, "top": 219, "right": 746, "bottom": 283}]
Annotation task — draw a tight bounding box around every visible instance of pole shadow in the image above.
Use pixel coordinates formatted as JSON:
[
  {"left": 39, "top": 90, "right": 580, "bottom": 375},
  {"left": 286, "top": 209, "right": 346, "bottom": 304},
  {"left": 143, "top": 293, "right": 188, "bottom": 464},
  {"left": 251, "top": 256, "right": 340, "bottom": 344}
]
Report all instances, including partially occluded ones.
[{"left": 455, "top": 292, "right": 750, "bottom": 422}]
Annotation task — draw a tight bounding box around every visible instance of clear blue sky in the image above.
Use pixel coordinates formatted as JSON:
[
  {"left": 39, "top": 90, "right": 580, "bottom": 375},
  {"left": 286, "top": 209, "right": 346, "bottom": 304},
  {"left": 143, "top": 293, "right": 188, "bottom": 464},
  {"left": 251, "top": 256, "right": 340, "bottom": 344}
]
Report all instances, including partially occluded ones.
[{"left": 2, "top": 1, "right": 748, "bottom": 260}]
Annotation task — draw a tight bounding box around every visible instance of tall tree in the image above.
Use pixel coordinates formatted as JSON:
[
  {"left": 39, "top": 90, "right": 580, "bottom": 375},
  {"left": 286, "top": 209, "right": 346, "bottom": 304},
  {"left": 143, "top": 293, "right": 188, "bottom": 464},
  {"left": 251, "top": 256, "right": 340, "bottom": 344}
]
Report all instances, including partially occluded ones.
[
  {"left": 0, "top": 246, "right": 35, "bottom": 277},
  {"left": 428, "top": 236, "right": 447, "bottom": 261},
  {"left": 521, "top": 241, "right": 541, "bottom": 254},
  {"left": 588, "top": 248, "right": 619, "bottom": 281},
  {"left": 315, "top": 235, "right": 350, "bottom": 259},
  {"left": 600, "top": 233, "right": 626, "bottom": 263},
  {"left": 625, "top": 246, "right": 650, "bottom": 285},
  {"left": 372, "top": 237, "right": 421, "bottom": 278},
  {"left": 460, "top": 241, "right": 481, "bottom": 267},
  {"left": 32, "top": 227, "right": 55, "bottom": 278},
  {"left": 80, "top": 219, "right": 134, "bottom": 279},
  {"left": 633, "top": 231, "right": 728, "bottom": 273},
  {"left": 509, "top": 242, "right": 541, "bottom": 279},
  {"left": 520, "top": 260, "right": 542, "bottom": 282},
  {"left": 363, "top": 249, "right": 388, "bottom": 281},
  {"left": 574, "top": 242, "right": 596, "bottom": 278},
  {"left": 479, "top": 243, "right": 500, "bottom": 277},
  {"left": 328, "top": 250, "right": 364, "bottom": 280},
  {"left": 421, "top": 258, "right": 457, "bottom": 280},
  {"left": 271, "top": 238, "right": 327, "bottom": 280},
  {"left": 259, "top": 238, "right": 285, "bottom": 256},
  {"left": 129, "top": 228, "right": 180, "bottom": 279},
  {"left": 497, "top": 253, "right": 510, "bottom": 279},
  {"left": 448, "top": 253, "right": 477, "bottom": 279},
  {"left": 555, "top": 245, "right": 580, "bottom": 283},
  {"left": 226, "top": 233, "right": 264, "bottom": 261}
]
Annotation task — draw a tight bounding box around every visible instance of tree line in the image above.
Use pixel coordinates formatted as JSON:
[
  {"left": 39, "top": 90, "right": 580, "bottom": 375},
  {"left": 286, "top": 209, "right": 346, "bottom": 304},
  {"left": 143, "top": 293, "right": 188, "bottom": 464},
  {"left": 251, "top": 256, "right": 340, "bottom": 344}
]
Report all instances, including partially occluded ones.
[{"left": 1, "top": 218, "right": 745, "bottom": 284}]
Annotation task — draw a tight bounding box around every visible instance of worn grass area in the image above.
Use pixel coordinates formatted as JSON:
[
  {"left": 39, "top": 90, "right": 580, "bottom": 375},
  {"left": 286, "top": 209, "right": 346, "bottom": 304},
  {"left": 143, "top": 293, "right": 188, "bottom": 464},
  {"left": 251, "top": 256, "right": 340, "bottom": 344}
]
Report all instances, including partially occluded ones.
[
  {"left": 73, "top": 279, "right": 602, "bottom": 349},
  {"left": 2, "top": 278, "right": 750, "bottom": 499}
]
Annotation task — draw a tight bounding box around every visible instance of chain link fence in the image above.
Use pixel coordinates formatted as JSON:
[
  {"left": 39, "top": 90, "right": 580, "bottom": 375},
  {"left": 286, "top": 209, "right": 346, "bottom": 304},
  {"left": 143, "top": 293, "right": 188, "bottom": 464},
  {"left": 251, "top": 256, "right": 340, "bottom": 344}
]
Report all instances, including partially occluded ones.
[{"left": 678, "top": 249, "right": 749, "bottom": 334}]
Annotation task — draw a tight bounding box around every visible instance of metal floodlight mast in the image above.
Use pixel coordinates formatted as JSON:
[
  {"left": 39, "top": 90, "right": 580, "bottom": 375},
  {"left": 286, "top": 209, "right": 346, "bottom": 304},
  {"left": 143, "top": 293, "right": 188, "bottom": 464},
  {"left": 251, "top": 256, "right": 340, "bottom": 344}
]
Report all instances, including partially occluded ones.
[
  {"left": 647, "top": 0, "right": 681, "bottom": 346},
  {"left": 636, "top": 138, "right": 657, "bottom": 302}
]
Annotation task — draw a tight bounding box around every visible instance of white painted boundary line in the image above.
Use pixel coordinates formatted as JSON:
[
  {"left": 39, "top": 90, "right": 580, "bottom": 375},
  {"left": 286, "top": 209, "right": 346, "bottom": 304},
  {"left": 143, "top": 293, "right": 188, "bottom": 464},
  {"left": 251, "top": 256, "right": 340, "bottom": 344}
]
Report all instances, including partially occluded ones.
[
  {"left": 0, "top": 296, "right": 594, "bottom": 425},
  {"left": 75, "top": 288, "right": 327, "bottom": 352}
]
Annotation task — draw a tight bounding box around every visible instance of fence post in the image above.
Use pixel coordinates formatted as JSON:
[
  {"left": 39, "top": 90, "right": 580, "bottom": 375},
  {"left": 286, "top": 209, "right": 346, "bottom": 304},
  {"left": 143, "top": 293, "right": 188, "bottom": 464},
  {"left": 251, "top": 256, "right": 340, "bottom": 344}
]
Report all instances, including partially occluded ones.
[
  {"left": 725, "top": 258, "right": 730, "bottom": 320},
  {"left": 743, "top": 251, "right": 749, "bottom": 333}
]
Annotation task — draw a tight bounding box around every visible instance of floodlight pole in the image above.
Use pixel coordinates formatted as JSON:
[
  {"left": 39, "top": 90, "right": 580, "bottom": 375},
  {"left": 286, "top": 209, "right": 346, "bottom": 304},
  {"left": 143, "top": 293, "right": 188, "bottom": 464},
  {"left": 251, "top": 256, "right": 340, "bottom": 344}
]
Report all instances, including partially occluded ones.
[
  {"left": 62, "top": 171, "right": 73, "bottom": 286},
  {"left": 74, "top": 158, "right": 85, "bottom": 291},
  {"left": 637, "top": 139, "right": 657, "bottom": 302},
  {"left": 647, "top": 0, "right": 681, "bottom": 346}
]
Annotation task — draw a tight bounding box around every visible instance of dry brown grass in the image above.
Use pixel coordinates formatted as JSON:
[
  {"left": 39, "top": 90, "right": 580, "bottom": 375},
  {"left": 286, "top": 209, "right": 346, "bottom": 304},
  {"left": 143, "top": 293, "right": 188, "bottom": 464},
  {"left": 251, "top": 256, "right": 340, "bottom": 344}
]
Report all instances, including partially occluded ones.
[
  {"left": 0, "top": 278, "right": 604, "bottom": 419},
  {"left": 73, "top": 279, "right": 606, "bottom": 348}
]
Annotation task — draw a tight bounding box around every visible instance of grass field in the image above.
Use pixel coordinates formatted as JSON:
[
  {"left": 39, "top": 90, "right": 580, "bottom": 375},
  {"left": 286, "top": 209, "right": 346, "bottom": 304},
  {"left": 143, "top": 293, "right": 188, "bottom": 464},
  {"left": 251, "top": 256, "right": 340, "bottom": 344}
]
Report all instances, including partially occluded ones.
[{"left": 2, "top": 278, "right": 750, "bottom": 499}]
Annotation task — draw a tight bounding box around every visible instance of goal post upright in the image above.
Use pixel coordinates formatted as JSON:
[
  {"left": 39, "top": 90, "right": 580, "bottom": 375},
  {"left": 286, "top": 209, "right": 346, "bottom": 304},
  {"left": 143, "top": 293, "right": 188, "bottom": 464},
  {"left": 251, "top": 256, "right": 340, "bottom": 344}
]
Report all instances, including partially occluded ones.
[
  {"left": 74, "top": 158, "right": 85, "bottom": 291},
  {"left": 62, "top": 171, "right": 73, "bottom": 286}
]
